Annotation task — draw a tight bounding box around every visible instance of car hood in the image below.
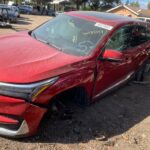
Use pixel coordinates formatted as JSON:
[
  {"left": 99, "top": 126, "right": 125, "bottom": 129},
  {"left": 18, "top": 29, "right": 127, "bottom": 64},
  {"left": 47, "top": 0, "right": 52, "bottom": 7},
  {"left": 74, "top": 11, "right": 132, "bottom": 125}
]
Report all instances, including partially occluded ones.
[{"left": 0, "top": 32, "right": 85, "bottom": 83}]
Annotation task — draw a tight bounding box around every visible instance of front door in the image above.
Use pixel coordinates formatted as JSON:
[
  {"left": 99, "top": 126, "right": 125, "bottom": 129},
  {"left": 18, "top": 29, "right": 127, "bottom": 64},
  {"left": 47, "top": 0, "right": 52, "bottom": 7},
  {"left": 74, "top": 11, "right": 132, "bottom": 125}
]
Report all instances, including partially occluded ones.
[{"left": 93, "top": 24, "right": 142, "bottom": 99}]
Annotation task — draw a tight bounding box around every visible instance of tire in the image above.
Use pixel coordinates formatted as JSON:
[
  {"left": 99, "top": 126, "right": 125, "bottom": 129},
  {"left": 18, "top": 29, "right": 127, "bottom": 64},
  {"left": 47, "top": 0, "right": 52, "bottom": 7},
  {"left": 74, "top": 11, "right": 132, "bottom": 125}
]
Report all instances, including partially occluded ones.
[
  {"left": 74, "top": 88, "right": 90, "bottom": 107},
  {"left": 135, "top": 60, "right": 149, "bottom": 81},
  {"left": 145, "top": 59, "right": 150, "bottom": 73}
]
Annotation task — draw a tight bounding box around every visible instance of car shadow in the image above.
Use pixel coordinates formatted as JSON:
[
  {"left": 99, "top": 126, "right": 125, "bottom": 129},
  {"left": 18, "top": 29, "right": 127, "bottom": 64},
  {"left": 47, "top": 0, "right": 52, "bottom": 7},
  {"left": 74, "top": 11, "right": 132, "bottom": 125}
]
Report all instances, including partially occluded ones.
[
  {"left": 13, "top": 16, "right": 32, "bottom": 26},
  {"left": 11, "top": 26, "right": 28, "bottom": 32},
  {"left": 19, "top": 16, "right": 33, "bottom": 22},
  {"left": 16, "top": 77, "right": 150, "bottom": 144},
  {"left": 16, "top": 20, "right": 31, "bottom": 25}
]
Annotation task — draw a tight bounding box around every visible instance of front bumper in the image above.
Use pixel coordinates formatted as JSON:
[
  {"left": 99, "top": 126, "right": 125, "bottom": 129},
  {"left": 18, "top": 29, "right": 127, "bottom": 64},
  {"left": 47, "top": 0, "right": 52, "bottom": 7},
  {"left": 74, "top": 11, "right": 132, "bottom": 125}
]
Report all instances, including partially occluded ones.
[
  {"left": 0, "top": 95, "right": 47, "bottom": 138},
  {"left": 0, "top": 120, "right": 29, "bottom": 138}
]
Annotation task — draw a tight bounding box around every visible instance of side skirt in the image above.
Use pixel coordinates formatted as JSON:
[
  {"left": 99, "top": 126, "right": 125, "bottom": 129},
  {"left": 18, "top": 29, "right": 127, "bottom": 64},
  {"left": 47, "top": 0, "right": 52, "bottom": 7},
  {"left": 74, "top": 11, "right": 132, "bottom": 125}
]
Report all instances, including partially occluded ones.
[{"left": 93, "top": 72, "right": 134, "bottom": 100}]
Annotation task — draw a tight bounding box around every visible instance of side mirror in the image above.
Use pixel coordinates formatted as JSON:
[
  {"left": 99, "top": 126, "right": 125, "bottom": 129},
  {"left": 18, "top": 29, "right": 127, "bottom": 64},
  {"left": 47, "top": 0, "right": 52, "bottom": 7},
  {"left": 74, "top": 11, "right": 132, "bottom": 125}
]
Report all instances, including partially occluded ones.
[{"left": 100, "top": 49, "right": 124, "bottom": 62}]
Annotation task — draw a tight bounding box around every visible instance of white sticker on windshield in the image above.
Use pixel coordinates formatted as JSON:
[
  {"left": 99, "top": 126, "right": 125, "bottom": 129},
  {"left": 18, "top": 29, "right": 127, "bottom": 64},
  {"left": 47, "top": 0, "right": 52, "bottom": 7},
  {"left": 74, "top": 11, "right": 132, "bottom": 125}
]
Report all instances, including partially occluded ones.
[{"left": 95, "top": 23, "right": 113, "bottom": 30}]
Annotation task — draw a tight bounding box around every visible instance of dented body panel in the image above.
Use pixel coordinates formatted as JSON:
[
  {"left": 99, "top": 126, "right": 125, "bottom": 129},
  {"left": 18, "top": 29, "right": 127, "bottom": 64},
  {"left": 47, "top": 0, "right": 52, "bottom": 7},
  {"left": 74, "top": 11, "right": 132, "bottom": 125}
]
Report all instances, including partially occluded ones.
[{"left": 0, "top": 12, "right": 150, "bottom": 137}]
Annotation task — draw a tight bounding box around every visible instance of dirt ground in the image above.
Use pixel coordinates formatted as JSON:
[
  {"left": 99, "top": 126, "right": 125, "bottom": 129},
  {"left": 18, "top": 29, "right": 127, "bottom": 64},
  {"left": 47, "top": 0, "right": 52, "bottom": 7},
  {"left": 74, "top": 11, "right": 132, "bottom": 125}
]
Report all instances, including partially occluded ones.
[
  {"left": 0, "top": 15, "right": 51, "bottom": 35},
  {"left": 0, "top": 15, "right": 150, "bottom": 150}
]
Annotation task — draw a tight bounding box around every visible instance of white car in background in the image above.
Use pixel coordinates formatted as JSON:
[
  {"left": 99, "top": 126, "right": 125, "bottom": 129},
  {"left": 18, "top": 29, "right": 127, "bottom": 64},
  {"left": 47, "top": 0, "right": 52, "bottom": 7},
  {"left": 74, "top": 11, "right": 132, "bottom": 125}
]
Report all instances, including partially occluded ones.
[{"left": 137, "top": 17, "right": 150, "bottom": 23}]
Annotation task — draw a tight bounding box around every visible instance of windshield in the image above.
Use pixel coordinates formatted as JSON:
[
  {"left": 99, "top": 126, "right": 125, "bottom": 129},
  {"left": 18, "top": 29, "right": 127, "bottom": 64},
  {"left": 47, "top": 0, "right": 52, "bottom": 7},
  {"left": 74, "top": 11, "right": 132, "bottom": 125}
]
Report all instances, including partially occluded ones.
[{"left": 31, "top": 14, "right": 109, "bottom": 56}]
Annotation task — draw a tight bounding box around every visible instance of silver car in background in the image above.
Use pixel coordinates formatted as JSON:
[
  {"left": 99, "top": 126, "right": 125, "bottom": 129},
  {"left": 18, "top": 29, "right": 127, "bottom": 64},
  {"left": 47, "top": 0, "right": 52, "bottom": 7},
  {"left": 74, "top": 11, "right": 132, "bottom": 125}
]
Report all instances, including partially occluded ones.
[
  {"left": 9, "top": 5, "right": 20, "bottom": 17},
  {"left": 0, "top": 4, "right": 17, "bottom": 23},
  {"left": 137, "top": 17, "right": 150, "bottom": 23},
  {"left": 0, "top": 4, "right": 19, "bottom": 18}
]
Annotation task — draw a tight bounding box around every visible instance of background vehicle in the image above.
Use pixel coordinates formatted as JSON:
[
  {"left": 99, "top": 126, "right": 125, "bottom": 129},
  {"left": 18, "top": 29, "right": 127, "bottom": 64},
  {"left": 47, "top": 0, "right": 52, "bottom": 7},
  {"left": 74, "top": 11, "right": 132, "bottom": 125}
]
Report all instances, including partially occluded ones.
[
  {"left": 137, "top": 17, "right": 150, "bottom": 23},
  {"left": 0, "top": 12, "right": 149, "bottom": 138},
  {"left": 0, "top": 4, "right": 19, "bottom": 17},
  {"left": 18, "top": 5, "right": 33, "bottom": 14},
  {"left": 47, "top": 9, "right": 57, "bottom": 16},
  {"left": 0, "top": 6, "right": 17, "bottom": 23},
  {"left": 10, "top": 6, "right": 20, "bottom": 17}
]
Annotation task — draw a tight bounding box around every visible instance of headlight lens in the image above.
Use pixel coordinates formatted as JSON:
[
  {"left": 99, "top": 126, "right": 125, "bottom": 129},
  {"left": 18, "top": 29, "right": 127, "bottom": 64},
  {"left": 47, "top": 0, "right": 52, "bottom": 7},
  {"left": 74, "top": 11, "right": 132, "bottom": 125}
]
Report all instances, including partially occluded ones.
[{"left": 0, "top": 77, "right": 58, "bottom": 101}]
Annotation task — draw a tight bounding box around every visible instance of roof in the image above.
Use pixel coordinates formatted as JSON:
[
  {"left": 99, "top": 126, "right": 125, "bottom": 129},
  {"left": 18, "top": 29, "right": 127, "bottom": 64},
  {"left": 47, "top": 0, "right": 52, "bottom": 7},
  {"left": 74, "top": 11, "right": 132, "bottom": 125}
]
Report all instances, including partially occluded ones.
[
  {"left": 126, "top": 5, "right": 141, "bottom": 13},
  {"left": 106, "top": 4, "right": 150, "bottom": 18},
  {"left": 67, "top": 11, "right": 139, "bottom": 27},
  {"left": 106, "top": 4, "right": 140, "bottom": 15},
  {"left": 139, "top": 9, "right": 150, "bottom": 18}
]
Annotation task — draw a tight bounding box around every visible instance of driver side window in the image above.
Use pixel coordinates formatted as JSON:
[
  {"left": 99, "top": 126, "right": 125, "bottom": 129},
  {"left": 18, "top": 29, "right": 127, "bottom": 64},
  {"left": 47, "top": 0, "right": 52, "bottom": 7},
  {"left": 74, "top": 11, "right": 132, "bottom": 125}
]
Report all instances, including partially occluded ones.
[{"left": 105, "top": 25, "right": 132, "bottom": 52}]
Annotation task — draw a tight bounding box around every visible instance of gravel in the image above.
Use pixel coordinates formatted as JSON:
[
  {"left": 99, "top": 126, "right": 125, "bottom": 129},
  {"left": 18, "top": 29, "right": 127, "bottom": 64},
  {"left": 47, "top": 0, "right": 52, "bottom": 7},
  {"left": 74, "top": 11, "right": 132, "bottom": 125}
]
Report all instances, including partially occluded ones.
[{"left": 0, "top": 15, "right": 150, "bottom": 150}]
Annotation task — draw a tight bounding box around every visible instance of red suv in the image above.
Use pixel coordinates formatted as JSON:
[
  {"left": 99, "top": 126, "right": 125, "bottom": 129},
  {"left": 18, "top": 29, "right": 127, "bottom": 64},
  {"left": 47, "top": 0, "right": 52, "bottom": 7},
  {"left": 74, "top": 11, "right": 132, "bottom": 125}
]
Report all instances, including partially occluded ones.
[{"left": 0, "top": 11, "right": 149, "bottom": 138}]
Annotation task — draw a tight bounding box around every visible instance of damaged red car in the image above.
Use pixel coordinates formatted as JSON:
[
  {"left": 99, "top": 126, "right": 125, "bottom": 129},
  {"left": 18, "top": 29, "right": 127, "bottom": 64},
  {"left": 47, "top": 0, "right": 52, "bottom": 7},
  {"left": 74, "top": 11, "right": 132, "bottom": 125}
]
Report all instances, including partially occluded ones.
[{"left": 0, "top": 11, "right": 149, "bottom": 138}]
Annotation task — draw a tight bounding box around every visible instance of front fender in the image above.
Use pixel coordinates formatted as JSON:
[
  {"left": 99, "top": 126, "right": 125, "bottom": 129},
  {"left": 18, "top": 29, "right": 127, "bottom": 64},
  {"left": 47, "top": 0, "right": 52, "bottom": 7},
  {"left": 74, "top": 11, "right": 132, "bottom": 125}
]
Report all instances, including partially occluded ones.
[{"left": 33, "top": 60, "right": 96, "bottom": 105}]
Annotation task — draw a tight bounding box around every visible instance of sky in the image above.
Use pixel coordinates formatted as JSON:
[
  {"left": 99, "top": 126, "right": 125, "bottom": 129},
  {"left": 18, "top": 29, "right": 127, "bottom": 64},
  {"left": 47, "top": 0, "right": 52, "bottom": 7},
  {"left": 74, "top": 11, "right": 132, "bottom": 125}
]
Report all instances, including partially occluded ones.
[{"left": 122, "top": 0, "right": 149, "bottom": 9}]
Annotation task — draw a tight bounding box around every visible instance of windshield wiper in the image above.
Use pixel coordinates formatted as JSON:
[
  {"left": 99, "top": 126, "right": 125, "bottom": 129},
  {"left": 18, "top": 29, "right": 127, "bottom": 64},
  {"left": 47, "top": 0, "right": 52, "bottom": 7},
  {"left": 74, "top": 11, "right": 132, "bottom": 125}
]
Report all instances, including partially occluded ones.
[
  {"left": 32, "top": 33, "right": 49, "bottom": 44},
  {"left": 31, "top": 31, "right": 37, "bottom": 39},
  {"left": 32, "top": 32, "right": 63, "bottom": 51},
  {"left": 47, "top": 41, "right": 63, "bottom": 51},
  {"left": 37, "top": 38, "right": 49, "bottom": 44}
]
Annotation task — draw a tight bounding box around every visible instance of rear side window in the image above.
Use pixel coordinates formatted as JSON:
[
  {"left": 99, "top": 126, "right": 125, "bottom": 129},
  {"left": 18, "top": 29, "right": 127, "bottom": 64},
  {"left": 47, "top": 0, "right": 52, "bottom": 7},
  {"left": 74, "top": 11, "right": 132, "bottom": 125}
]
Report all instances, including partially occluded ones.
[
  {"left": 105, "top": 24, "right": 150, "bottom": 52},
  {"left": 131, "top": 25, "right": 150, "bottom": 46}
]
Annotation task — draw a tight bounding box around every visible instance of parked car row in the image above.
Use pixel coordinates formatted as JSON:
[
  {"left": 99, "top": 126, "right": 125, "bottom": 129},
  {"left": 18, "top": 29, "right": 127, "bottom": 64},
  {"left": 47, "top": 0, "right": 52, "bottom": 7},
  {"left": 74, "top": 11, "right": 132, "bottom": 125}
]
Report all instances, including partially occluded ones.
[
  {"left": 18, "top": 5, "right": 58, "bottom": 16},
  {"left": 137, "top": 17, "right": 150, "bottom": 23},
  {"left": 18, "top": 5, "right": 33, "bottom": 14},
  {"left": 0, "top": 3, "right": 60, "bottom": 18}
]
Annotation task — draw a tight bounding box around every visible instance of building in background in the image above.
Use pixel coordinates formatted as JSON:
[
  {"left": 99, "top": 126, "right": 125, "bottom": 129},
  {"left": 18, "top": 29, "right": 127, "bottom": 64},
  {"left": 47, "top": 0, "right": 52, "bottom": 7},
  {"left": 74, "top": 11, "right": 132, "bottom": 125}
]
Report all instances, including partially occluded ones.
[{"left": 106, "top": 4, "right": 150, "bottom": 19}]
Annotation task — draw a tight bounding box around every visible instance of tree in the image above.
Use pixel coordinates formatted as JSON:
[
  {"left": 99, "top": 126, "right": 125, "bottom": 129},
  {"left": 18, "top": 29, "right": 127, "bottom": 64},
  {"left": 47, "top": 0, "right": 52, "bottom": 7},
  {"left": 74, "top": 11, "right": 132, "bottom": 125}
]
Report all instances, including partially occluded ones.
[
  {"left": 0, "top": 0, "right": 7, "bottom": 4},
  {"left": 89, "top": 0, "right": 100, "bottom": 10},
  {"left": 89, "top": 0, "right": 121, "bottom": 11},
  {"left": 125, "top": 0, "right": 130, "bottom": 5},
  {"left": 31, "top": 0, "right": 51, "bottom": 5},
  {"left": 70, "top": 0, "right": 88, "bottom": 10},
  {"left": 130, "top": 1, "right": 140, "bottom": 8},
  {"left": 148, "top": 1, "right": 150, "bottom": 10},
  {"left": 70, "top": 0, "right": 120, "bottom": 10},
  {"left": 14, "top": 0, "right": 23, "bottom": 4}
]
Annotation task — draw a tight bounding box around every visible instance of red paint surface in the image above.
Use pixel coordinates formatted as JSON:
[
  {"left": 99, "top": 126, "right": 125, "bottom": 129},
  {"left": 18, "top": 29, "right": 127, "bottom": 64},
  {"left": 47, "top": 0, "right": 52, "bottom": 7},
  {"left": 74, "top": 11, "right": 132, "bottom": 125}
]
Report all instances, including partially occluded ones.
[
  {"left": 0, "top": 115, "right": 18, "bottom": 124},
  {"left": 0, "top": 12, "right": 150, "bottom": 136}
]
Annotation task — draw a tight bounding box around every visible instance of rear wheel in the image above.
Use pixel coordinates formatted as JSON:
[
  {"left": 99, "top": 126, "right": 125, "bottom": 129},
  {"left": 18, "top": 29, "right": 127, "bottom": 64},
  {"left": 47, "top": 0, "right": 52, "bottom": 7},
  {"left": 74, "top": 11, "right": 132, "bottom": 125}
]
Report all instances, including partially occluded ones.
[{"left": 135, "top": 60, "right": 150, "bottom": 81}]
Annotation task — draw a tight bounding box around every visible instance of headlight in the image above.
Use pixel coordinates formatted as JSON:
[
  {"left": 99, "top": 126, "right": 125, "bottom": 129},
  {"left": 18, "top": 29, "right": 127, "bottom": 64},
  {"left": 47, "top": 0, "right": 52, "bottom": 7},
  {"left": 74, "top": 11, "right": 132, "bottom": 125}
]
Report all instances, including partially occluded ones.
[{"left": 0, "top": 77, "right": 58, "bottom": 101}]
